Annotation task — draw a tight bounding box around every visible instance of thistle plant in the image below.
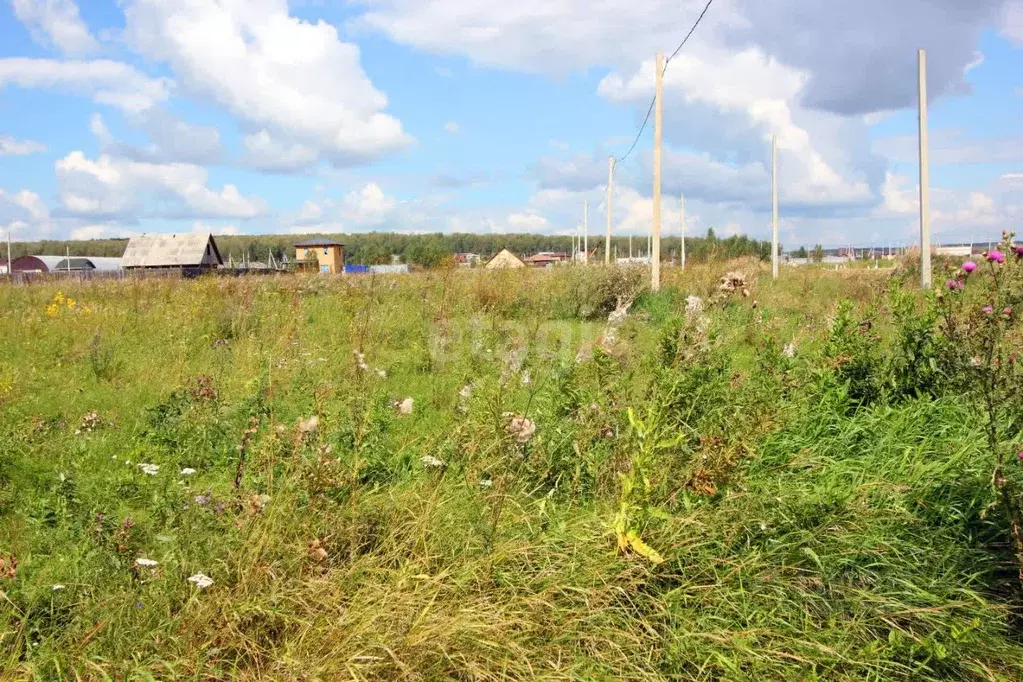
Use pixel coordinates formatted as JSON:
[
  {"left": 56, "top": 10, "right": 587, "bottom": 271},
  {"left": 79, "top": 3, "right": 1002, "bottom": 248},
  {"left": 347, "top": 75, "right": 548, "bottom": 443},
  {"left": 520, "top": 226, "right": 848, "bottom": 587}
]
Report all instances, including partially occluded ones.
[{"left": 937, "top": 231, "right": 1023, "bottom": 577}]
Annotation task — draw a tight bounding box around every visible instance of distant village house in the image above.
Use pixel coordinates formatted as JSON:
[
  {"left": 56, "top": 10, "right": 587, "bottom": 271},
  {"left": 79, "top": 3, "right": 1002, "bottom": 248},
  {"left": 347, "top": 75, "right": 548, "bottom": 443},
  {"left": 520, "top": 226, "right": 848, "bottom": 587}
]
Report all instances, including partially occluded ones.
[
  {"left": 121, "top": 233, "right": 222, "bottom": 273},
  {"left": 294, "top": 237, "right": 344, "bottom": 274},
  {"left": 524, "top": 252, "right": 571, "bottom": 268}
]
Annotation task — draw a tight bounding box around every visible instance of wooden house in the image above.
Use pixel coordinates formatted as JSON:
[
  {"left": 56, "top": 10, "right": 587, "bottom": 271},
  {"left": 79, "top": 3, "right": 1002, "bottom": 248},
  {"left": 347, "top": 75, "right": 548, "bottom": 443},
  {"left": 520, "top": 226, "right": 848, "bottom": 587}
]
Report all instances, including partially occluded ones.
[
  {"left": 294, "top": 237, "right": 344, "bottom": 274},
  {"left": 121, "top": 233, "right": 222, "bottom": 273}
]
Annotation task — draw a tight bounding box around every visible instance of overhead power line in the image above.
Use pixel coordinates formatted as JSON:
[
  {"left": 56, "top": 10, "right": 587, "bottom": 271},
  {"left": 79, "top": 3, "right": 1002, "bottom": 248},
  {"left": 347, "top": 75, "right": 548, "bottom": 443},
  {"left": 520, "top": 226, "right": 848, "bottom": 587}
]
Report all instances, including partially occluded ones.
[{"left": 614, "top": 0, "right": 716, "bottom": 165}]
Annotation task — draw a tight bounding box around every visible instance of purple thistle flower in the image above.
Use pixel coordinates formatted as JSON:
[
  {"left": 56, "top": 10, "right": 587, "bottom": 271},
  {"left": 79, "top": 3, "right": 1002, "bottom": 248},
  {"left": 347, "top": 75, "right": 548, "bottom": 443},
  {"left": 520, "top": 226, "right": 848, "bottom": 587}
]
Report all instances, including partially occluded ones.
[
  {"left": 1003, "top": 307, "right": 1013, "bottom": 318},
  {"left": 987, "top": 250, "right": 1005, "bottom": 264},
  {"left": 945, "top": 279, "right": 963, "bottom": 291},
  {"left": 1015, "top": 246, "right": 1023, "bottom": 258},
  {"left": 1017, "top": 450, "right": 1023, "bottom": 462},
  {"left": 962, "top": 261, "right": 977, "bottom": 273},
  {"left": 983, "top": 305, "right": 994, "bottom": 315}
]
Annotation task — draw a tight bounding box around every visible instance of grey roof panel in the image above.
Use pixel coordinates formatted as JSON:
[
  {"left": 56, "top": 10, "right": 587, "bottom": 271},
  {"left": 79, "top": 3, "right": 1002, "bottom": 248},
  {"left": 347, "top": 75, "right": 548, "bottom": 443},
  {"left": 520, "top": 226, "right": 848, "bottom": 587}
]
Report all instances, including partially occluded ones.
[{"left": 121, "top": 233, "right": 222, "bottom": 268}]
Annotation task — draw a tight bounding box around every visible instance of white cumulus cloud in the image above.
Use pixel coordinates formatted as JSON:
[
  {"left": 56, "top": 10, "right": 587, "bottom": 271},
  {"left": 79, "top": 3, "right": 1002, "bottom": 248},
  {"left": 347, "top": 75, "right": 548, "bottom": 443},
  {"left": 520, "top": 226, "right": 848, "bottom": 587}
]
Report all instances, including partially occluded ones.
[
  {"left": 55, "top": 151, "right": 267, "bottom": 220},
  {"left": 0, "top": 135, "right": 47, "bottom": 157},
  {"left": 12, "top": 0, "right": 99, "bottom": 56},
  {"left": 123, "top": 0, "right": 411, "bottom": 167}
]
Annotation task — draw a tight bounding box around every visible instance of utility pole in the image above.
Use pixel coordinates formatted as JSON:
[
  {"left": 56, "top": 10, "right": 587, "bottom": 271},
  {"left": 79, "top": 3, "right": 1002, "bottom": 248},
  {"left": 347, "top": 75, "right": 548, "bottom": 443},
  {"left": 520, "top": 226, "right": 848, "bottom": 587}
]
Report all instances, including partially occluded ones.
[
  {"left": 7, "top": 228, "right": 13, "bottom": 278},
  {"left": 605, "top": 157, "right": 614, "bottom": 265},
  {"left": 918, "top": 48, "right": 932, "bottom": 289},
  {"left": 651, "top": 50, "right": 664, "bottom": 291},
  {"left": 772, "top": 134, "right": 779, "bottom": 280},
  {"left": 583, "top": 199, "right": 589, "bottom": 264},
  {"left": 66, "top": 245, "right": 71, "bottom": 275},
  {"left": 680, "top": 193, "right": 686, "bottom": 270}
]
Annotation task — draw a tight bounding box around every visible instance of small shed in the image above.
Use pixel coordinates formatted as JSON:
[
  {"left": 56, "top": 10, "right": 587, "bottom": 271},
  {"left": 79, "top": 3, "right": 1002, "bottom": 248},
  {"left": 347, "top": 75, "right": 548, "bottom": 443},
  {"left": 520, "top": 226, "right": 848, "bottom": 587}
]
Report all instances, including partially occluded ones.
[
  {"left": 485, "top": 249, "right": 525, "bottom": 270},
  {"left": 294, "top": 237, "right": 344, "bottom": 274},
  {"left": 121, "top": 233, "right": 222, "bottom": 271},
  {"left": 11, "top": 255, "right": 66, "bottom": 273}
]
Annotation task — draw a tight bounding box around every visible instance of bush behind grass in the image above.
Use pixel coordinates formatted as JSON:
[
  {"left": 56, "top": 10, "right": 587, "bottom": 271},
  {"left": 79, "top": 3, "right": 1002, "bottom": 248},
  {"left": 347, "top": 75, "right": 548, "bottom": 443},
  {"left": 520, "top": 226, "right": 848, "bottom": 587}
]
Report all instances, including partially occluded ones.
[{"left": 2, "top": 263, "right": 1022, "bottom": 680}]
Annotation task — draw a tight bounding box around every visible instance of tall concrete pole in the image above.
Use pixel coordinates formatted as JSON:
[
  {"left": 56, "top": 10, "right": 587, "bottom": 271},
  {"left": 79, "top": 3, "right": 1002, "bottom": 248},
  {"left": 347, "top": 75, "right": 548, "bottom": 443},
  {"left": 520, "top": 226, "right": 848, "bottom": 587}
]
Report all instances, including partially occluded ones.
[
  {"left": 651, "top": 51, "right": 664, "bottom": 291},
  {"left": 680, "top": 193, "right": 686, "bottom": 269},
  {"left": 583, "top": 199, "right": 588, "bottom": 264},
  {"left": 605, "top": 157, "right": 614, "bottom": 265},
  {"left": 918, "top": 48, "right": 932, "bottom": 289},
  {"left": 772, "top": 134, "right": 779, "bottom": 280}
]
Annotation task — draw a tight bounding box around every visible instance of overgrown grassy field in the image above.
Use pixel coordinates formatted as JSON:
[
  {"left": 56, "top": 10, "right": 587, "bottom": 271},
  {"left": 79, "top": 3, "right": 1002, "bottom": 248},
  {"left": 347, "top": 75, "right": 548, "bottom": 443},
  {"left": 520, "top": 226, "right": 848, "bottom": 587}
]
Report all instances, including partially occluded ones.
[{"left": 2, "top": 261, "right": 1022, "bottom": 680}]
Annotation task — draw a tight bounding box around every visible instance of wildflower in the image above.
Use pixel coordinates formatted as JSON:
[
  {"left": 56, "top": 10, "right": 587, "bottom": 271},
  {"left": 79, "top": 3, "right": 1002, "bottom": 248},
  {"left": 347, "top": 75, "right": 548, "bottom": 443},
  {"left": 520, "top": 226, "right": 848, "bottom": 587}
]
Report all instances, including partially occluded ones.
[
  {"left": 946, "top": 279, "right": 964, "bottom": 291},
  {"left": 521, "top": 370, "right": 531, "bottom": 386},
  {"left": 297, "top": 415, "right": 319, "bottom": 434},
  {"left": 782, "top": 343, "right": 796, "bottom": 359},
  {"left": 180, "top": 468, "right": 197, "bottom": 476},
  {"left": 507, "top": 416, "right": 536, "bottom": 444},
  {"left": 421, "top": 455, "right": 445, "bottom": 468},
  {"left": 983, "top": 305, "right": 994, "bottom": 315},
  {"left": 308, "top": 539, "right": 328, "bottom": 562},
  {"left": 376, "top": 368, "right": 387, "bottom": 378},
  {"left": 684, "top": 295, "right": 704, "bottom": 317},
  {"left": 971, "top": 357, "right": 982, "bottom": 367},
  {"left": 987, "top": 250, "right": 1006, "bottom": 264},
  {"left": 1003, "top": 307, "right": 1013, "bottom": 318},
  {"left": 137, "top": 463, "right": 160, "bottom": 476},
  {"left": 52, "top": 584, "right": 66, "bottom": 591},
  {"left": 135, "top": 558, "right": 158, "bottom": 568},
  {"left": 187, "top": 573, "right": 214, "bottom": 589},
  {"left": 479, "top": 478, "right": 493, "bottom": 488},
  {"left": 353, "top": 350, "right": 368, "bottom": 371},
  {"left": 1017, "top": 450, "right": 1023, "bottom": 462},
  {"left": 194, "top": 492, "right": 211, "bottom": 506},
  {"left": 395, "top": 397, "right": 414, "bottom": 416},
  {"left": 1015, "top": 246, "right": 1023, "bottom": 258},
  {"left": 963, "top": 261, "right": 977, "bottom": 273}
]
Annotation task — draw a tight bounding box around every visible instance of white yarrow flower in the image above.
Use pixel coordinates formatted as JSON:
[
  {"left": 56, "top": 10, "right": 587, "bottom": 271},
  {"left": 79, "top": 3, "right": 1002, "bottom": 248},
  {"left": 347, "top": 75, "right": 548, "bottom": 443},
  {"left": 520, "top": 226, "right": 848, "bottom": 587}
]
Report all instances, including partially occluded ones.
[
  {"left": 187, "top": 573, "right": 214, "bottom": 589},
  {"left": 684, "top": 295, "right": 704, "bottom": 317},
  {"left": 507, "top": 416, "right": 536, "bottom": 444},
  {"left": 180, "top": 468, "right": 197, "bottom": 476},
  {"left": 376, "top": 368, "right": 387, "bottom": 378},
  {"left": 395, "top": 397, "right": 414, "bottom": 416},
  {"left": 421, "top": 455, "right": 445, "bottom": 469},
  {"left": 520, "top": 370, "right": 531, "bottom": 386},
  {"left": 782, "top": 343, "right": 796, "bottom": 359},
  {"left": 52, "top": 584, "right": 66, "bottom": 591},
  {"left": 135, "top": 558, "right": 159, "bottom": 567},
  {"left": 137, "top": 463, "right": 160, "bottom": 476}
]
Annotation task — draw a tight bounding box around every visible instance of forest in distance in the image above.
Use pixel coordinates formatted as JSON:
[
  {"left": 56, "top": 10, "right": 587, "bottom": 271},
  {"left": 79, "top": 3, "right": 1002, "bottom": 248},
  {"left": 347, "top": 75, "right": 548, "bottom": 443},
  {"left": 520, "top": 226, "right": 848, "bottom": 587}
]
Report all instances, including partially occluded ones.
[{"left": 8, "top": 229, "right": 781, "bottom": 267}]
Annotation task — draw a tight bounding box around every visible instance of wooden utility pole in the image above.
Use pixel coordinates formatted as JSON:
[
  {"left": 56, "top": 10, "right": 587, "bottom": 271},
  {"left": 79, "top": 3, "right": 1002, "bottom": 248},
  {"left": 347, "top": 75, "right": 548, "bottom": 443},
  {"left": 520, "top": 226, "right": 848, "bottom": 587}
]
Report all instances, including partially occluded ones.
[
  {"left": 605, "top": 157, "right": 614, "bottom": 265},
  {"left": 651, "top": 51, "right": 664, "bottom": 291},
  {"left": 918, "top": 48, "right": 932, "bottom": 289},
  {"left": 5, "top": 229, "right": 11, "bottom": 278},
  {"left": 772, "top": 135, "right": 779, "bottom": 280},
  {"left": 583, "top": 199, "right": 589, "bottom": 264},
  {"left": 680, "top": 193, "right": 686, "bottom": 269}
]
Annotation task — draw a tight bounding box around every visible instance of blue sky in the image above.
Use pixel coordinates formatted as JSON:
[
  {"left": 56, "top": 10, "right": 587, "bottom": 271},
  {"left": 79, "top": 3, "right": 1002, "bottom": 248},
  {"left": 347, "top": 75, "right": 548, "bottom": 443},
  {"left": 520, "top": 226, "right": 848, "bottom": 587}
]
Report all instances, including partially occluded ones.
[{"left": 0, "top": 0, "right": 1020, "bottom": 248}]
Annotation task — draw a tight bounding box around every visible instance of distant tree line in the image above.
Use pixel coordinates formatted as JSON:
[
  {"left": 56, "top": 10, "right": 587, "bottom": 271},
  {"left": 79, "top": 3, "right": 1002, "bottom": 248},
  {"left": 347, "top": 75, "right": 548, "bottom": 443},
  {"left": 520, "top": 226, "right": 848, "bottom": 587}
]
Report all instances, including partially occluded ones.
[{"left": 7, "top": 228, "right": 773, "bottom": 268}]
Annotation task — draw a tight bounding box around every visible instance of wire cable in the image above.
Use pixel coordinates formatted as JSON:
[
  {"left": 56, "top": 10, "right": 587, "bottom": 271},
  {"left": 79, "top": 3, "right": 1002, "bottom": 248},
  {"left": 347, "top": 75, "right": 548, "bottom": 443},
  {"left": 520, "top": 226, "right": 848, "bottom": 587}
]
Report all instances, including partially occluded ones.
[{"left": 613, "top": 0, "right": 715, "bottom": 165}]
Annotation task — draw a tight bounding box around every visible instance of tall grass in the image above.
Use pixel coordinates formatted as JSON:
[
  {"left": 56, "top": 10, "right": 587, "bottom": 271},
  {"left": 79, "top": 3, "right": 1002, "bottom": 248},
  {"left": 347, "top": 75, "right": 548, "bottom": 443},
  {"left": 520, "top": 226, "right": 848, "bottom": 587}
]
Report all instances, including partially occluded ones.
[{"left": 1, "top": 263, "right": 1021, "bottom": 680}]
